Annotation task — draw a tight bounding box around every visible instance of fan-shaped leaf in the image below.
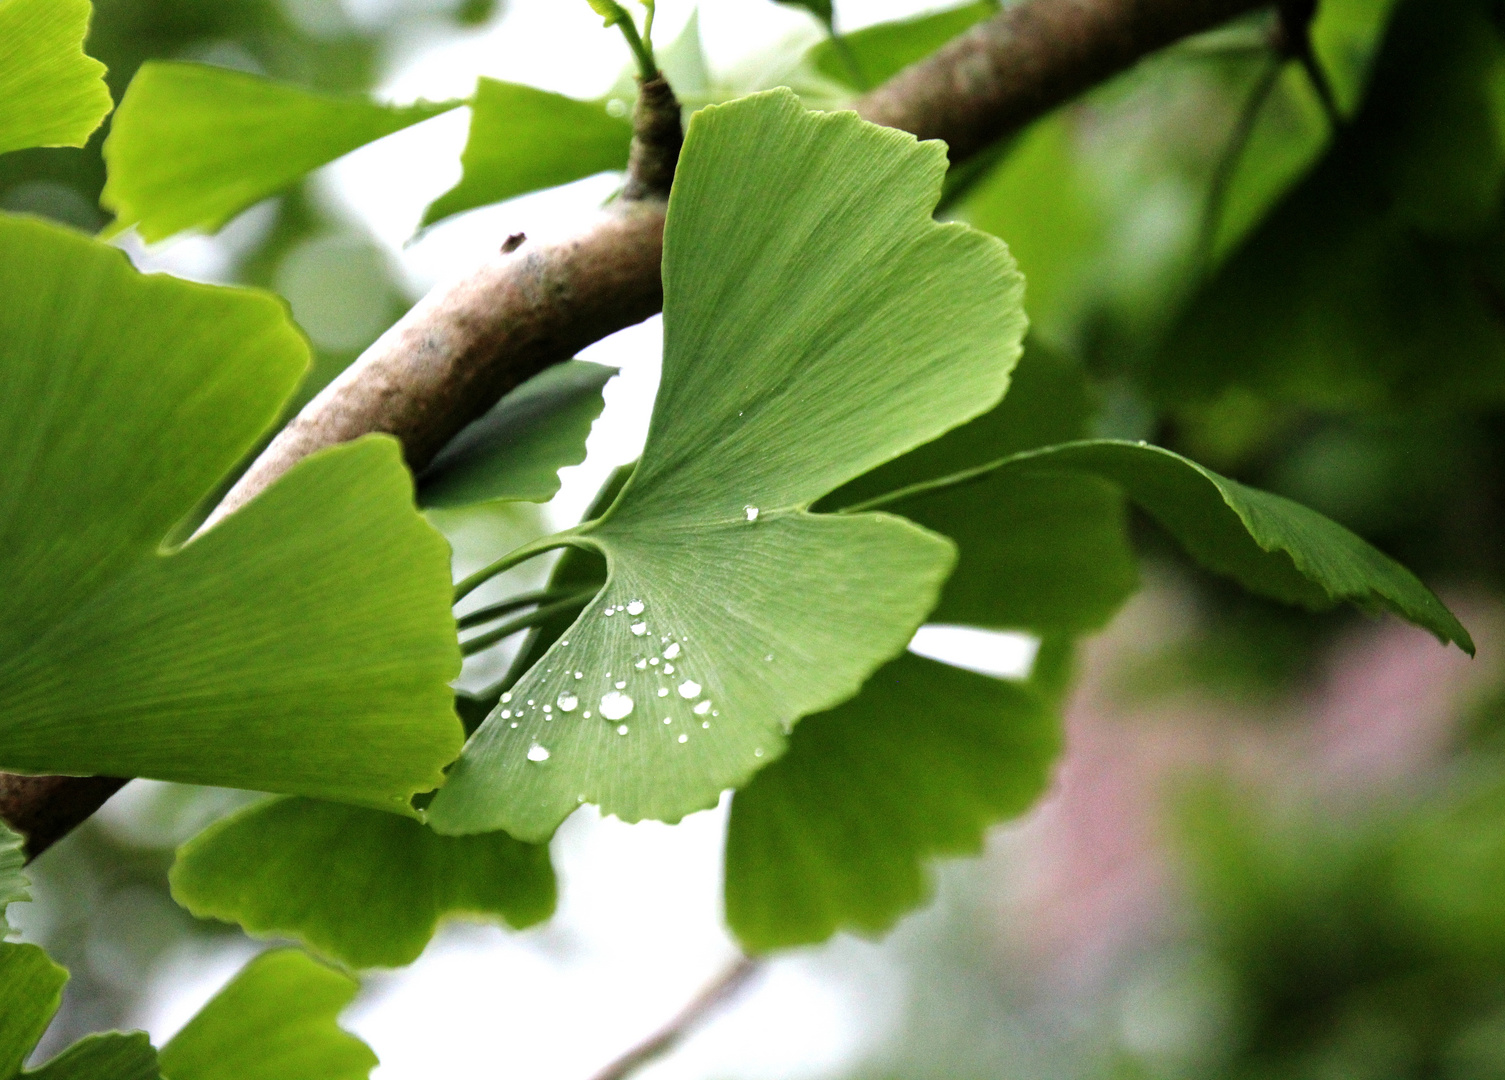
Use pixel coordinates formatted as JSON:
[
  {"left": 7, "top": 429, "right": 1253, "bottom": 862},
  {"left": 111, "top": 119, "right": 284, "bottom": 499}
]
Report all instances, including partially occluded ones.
[
  {"left": 159, "top": 951, "right": 375, "bottom": 1080},
  {"left": 0, "top": 0, "right": 112, "bottom": 156},
  {"left": 171, "top": 797, "right": 555, "bottom": 969},
  {"left": 102, "top": 62, "right": 459, "bottom": 241},
  {"left": 0, "top": 214, "right": 461, "bottom": 810},
  {"left": 421, "top": 80, "right": 631, "bottom": 228},
  {"left": 427, "top": 89, "right": 1026, "bottom": 841}
]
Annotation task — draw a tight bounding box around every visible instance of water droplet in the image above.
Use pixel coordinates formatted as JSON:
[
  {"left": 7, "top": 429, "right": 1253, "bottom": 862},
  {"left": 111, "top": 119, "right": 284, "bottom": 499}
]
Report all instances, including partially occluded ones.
[
  {"left": 527, "top": 700, "right": 535, "bottom": 706},
  {"left": 650, "top": 657, "right": 660, "bottom": 666},
  {"left": 542, "top": 704, "right": 552, "bottom": 714},
  {"left": 527, "top": 744, "right": 550, "bottom": 762},
  {"left": 615, "top": 680, "right": 627, "bottom": 689},
  {"left": 510, "top": 722, "right": 519, "bottom": 729},
  {"left": 501, "top": 709, "right": 512, "bottom": 719},
  {"left": 764, "top": 654, "right": 773, "bottom": 662},
  {"left": 745, "top": 506, "right": 759, "bottom": 522},
  {"left": 501, "top": 692, "right": 512, "bottom": 703},
  {"left": 635, "top": 658, "right": 648, "bottom": 670},
  {"left": 630, "top": 621, "right": 648, "bottom": 636},
  {"left": 604, "top": 608, "right": 616, "bottom": 617},
  {"left": 600, "top": 691, "right": 634, "bottom": 720},
  {"left": 557, "top": 692, "right": 578, "bottom": 712},
  {"left": 693, "top": 700, "right": 712, "bottom": 715},
  {"left": 561, "top": 640, "right": 569, "bottom": 647},
  {"left": 678, "top": 734, "right": 689, "bottom": 744},
  {"left": 663, "top": 717, "right": 673, "bottom": 725},
  {"left": 677, "top": 680, "right": 702, "bottom": 699},
  {"left": 663, "top": 642, "right": 681, "bottom": 660},
  {"left": 575, "top": 670, "right": 584, "bottom": 679},
  {"left": 754, "top": 747, "right": 764, "bottom": 758},
  {"left": 626, "top": 600, "right": 645, "bottom": 616},
  {"left": 617, "top": 724, "right": 630, "bottom": 735},
  {"left": 606, "top": 97, "right": 628, "bottom": 117},
  {"left": 583, "top": 710, "right": 592, "bottom": 718},
  {"left": 701, "top": 721, "right": 710, "bottom": 729},
  {"left": 657, "top": 687, "right": 669, "bottom": 698},
  {"left": 663, "top": 663, "right": 674, "bottom": 674}
]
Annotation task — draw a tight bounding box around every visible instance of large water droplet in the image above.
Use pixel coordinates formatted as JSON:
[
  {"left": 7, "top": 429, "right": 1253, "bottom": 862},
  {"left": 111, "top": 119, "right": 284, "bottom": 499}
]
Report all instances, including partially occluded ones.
[
  {"left": 626, "top": 600, "right": 645, "bottom": 616},
  {"left": 693, "top": 700, "right": 712, "bottom": 715},
  {"left": 663, "top": 642, "right": 681, "bottom": 660},
  {"left": 527, "top": 744, "right": 550, "bottom": 762},
  {"left": 663, "top": 663, "right": 674, "bottom": 674},
  {"left": 677, "top": 680, "right": 702, "bottom": 699},
  {"left": 630, "top": 621, "right": 648, "bottom": 636},
  {"left": 745, "top": 506, "right": 759, "bottom": 522},
  {"left": 600, "top": 691, "right": 634, "bottom": 720},
  {"left": 500, "top": 709, "right": 512, "bottom": 719},
  {"left": 556, "top": 692, "right": 579, "bottom": 713},
  {"left": 501, "top": 692, "right": 512, "bottom": 703}
]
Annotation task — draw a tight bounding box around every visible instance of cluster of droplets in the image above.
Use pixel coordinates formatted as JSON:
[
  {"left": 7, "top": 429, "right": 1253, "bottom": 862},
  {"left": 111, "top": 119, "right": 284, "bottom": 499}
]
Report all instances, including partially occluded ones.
[{"left": 514, "top": 597, "right": 724, "bottom": 764}]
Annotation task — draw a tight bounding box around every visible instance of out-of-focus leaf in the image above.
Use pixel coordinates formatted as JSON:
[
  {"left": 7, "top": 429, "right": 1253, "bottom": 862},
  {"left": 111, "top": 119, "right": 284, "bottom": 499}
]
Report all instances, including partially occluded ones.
[
  {"left": 427, "top": 89, "right": 1025, "bottom": 842},
  {"left": 102, "top": 62, "right": 458, "bottom": 241},
  {"left": 0, "top": 214, "right": 461, "bottom": 811},
  {"left": 0, "top": 823, "right": 24, "bottom": 938},
  {"left": 420, "top": 79, "right": 630, "bottom": 228},
  {"left": 725, "top": 652, "right": 1058, "bottom": 951},
  {"left": 0, "top": 0, "right": 111, "bottom": 156},
  {"left": 0, "top": 943, "right": 158, "bottom": 1080},
  {"left": 171, "top": 797, "right": 555, "bottom": 970},
  {"left": 776, "top": 0, "right": 833, "bottom": 28},
  {"left": 808, "top": 2, "right": 994, "bottom": 89},
  {"left": 900, "top": 440, "right": 1471, "bottom": 651},
  {"left": 1147, "top": 0, "right": 1505, "bottom": 409},
  {"left": 159, "top": 950, "right": 375, "bottom": 1080},
  {"left": 418, "top": 361, "right": 615, "bottom": 508},
  {"left": 828, "top": 343, "right": 1137, "bottom": 634}
]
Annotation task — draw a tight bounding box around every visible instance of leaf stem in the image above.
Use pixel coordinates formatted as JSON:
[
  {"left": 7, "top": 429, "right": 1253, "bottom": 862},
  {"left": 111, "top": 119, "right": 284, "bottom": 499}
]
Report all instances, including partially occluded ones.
[
  {"left": 617, "top": 6, "right": 659, "bottom": 81},
  {"left": 460, "top": 592, "right": 596, "bottom": 656},
  {"left": 1196, "top": 50, "right": 1283, "bottom": 272},
  {"left": 457, "top": 586, "right": 597, "bottom": 630},
  {"left": 453, "top": 529, "right": 586, "bottom": 604}
]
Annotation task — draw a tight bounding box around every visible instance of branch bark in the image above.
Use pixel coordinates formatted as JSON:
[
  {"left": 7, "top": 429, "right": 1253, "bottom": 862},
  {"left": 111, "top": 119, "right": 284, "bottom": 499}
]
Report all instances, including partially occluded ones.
[{"left": 3, "top": 0, "right": 1266, "bottom": 859}]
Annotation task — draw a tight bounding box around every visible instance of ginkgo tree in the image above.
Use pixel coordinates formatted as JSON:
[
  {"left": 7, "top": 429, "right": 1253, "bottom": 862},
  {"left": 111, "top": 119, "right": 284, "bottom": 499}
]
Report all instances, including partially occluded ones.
[{"left": 0, "top": 0, "right": 1486, "bottom": 1074}]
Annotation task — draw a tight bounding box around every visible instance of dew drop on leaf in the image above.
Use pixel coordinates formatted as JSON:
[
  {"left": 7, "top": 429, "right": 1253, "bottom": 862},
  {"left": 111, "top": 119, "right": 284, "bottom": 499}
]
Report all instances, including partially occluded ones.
[
  {"left": 663, "top": 663, "right": 674, "bottom": 674},
  {"left": 693, "top": 700, "right": 712, "bottom": 715},
  {"left": 615, "top": 680, "right": 627, "bottom": 689},
  {"left": 657, "top": 687, "right": 669, "bottom": 697},
  {"left": 600, "top": 691, "right": 634, "bottom": 720},
  {"left": 617, "top": 724, "right": 630, "bottom": 735},
  {"left": 744, "top": 506, "right": 759, "bottom": 522},
  {"left": 556, "top": 692, "right": 578, "bottom": 712},
  {"left": 630, "top": 621, "right": 648, "bottom": 636},
  {"left": 527, "top": 744, "right": 550, "bottom": 763},
  {"left": 677, "top": 680, "right": 702, "bottom": 699},
  {"left": 663, "top": 642, "right": 681, "bottom": 660},
  {"left": 678, "top": 734, "right": 688, "bottom": 744},
  {"left": 626, "top": 600, "right": 645, "bottom": 616}
]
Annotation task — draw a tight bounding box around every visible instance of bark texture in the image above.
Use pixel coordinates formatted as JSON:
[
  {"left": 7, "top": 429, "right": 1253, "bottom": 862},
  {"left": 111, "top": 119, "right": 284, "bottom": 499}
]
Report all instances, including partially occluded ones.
[{"left": 4, "top": 0, "right": 1271, "bottom": 859}]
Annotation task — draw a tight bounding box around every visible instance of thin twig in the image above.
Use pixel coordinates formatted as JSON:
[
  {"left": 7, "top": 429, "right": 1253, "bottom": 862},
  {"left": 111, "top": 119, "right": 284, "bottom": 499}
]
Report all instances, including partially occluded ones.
[
  {"left": 1196, "top": 50, "right": 1284, "bottom": 271},
  {"left": 587, "top": 956, "right": 763, "bottom": 1080}
]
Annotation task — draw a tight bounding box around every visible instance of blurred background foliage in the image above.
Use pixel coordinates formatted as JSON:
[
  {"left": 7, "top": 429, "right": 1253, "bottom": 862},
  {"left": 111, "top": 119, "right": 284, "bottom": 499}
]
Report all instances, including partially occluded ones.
[{"left": 15, "top": 0, "right": 1505, "bottom": 1075}]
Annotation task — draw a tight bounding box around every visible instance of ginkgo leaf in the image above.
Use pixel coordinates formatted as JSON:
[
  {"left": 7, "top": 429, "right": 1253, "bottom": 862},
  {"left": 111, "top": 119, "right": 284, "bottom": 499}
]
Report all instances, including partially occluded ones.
[
  {"left": 0, "top": 0, "right": 112, "bottom": 156},
  {"left": 0, "top": 943, "right": 159, "bottom": 1080},
  {"left": 876, "top": 439, "right": 1472, "bottom": 652},
  {"left": 725, "top": 652, "right": 1059, "bottom": 951},
  {"left": 807, "top": 1, "right": 994, "bottom": 90},
  {"left": 102, "top": 62, "right": 459, "bottom": 242},
  {"left": 170, "top": 797, "right": 556, "bottom": 969},
  {"left": 826, "top": 342, "right": 1138, "bottom": 634},
  {"left": 421, "top": 80, "right": 631, "bottom": 228},
  {"left": 418, "top": 361, "right": 616, "bottom": 508},
  {"left": 426, "top": 89, "right": 1027, "bottom": 841},
  {"left": 0, "top": 823, "right": 24, "bottom": 938},
  {"left": 158, "top": 951, "right": 375, "bottom": 1080},
  {"left": 0, "top": 214, "right": 461, "bottom": 810}
]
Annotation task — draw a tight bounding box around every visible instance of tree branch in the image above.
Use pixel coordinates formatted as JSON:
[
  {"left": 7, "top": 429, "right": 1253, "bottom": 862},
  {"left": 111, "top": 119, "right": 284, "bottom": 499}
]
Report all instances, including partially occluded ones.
[
  {"left": 587, "top": 955, "right": 762, "bottom": 1080},
  {"left": 3, "top": 0, "right": 1266, "bottom": 859}
]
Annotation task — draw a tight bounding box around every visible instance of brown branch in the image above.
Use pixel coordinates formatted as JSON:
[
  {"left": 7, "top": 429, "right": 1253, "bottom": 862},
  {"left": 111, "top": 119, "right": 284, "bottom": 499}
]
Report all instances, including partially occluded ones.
[
  {"left": 0, "top": 775, "right": 126, "bottom": 863},
  {"left": 587, "top": 955, "right": 762, "bottom": 1080},
  {"left": 3, "top": 0, "right": 1268, "bottom": 859}
]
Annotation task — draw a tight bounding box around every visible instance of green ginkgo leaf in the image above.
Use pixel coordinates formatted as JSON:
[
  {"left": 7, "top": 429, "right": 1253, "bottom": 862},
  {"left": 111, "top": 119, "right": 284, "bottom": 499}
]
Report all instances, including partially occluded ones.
[
  {"left": 170, "top": 797, "right": 556, "bottom": 969},
  {"left": 418, "top": 361, "right": 616, "bottom": 508},
  {"left": 421, "top": 80, "right": 631, "bottom": 228},
  {"left": 0, "top": 214, "right": 461, "bottom": 811},
  {"left": 0, "top": 823, "right": 24, "bottom": 939},
  {"left": 427, "top": 89, "right": 1027, "bottom": 841},
  {"left": 102, "top": 62, "right": 459, "bottom": 242},
  {"left": 0, "top": 0, "right": 112, "bottom": 156},
  {"left": 0, "top": 943, "right": 159, "bottom": 1080},
  {"left": 725, "top": 652, "right": 1060, "bottom": 951},
  {"left": 159, "top": 951, "right": 376, "bottom": 1080},
  {"left": 867, "top": 439, "right": 1472, "bottom": 652}
]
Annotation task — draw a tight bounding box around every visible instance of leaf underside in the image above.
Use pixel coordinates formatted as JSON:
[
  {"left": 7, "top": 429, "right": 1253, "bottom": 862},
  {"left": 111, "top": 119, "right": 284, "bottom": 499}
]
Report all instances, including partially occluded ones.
[
  {"left": 427, "top": 89, "right": 1027, "bottom": 842},
  {"left": 171, "top": 797, "right": 556, "bottom": 969}
]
